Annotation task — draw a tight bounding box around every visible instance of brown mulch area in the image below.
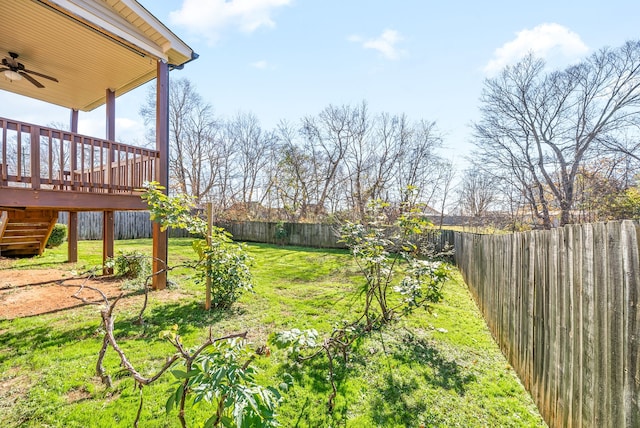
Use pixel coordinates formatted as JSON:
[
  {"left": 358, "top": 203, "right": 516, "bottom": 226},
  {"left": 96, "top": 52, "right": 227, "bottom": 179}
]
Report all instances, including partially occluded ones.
[{"left": 0, "top": 269, "right": 126, "bottom": 320}]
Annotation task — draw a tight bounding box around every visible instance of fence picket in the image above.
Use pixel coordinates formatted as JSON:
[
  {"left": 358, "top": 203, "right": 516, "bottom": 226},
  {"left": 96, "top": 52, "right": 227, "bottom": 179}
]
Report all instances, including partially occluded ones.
[{"left": 456, "top": 221, "right": 640, "bottom": 428}]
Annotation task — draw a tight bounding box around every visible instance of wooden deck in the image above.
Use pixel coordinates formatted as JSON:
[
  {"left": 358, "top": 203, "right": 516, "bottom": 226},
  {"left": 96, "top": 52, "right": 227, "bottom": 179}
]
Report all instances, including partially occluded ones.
[{"left": 0, "top": 117, "right": 158, "bottom": 211}]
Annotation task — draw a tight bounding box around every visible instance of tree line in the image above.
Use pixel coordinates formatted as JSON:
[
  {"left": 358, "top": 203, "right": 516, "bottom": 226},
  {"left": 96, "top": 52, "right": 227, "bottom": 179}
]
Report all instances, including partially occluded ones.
[
  {"left": 139, "top": 40, "right": 640, "bottom": 229},
  {"left": 140, "top": 82, "right": 453, "bottom": 224}
]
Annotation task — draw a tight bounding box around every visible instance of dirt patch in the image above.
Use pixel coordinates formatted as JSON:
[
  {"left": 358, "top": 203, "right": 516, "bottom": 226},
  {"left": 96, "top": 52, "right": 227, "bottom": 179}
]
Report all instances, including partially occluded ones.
[
  {"left": 0, "top": 269, "right": 125, "bottom": 320},
  {"left": 66, "top": 386, "right": 92, "bottom": 403}
]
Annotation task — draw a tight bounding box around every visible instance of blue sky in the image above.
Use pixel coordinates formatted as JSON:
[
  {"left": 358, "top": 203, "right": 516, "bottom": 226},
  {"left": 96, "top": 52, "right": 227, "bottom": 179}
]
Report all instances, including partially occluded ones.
[{"left": 3, "top": 0, "right": 640, "bottom": 166}]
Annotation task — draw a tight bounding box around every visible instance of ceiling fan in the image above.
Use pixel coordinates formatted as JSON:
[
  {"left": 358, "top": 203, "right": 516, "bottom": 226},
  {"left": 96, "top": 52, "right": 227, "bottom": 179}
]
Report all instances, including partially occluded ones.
[{"left": 0, "top": 52, "right": 59, "bottom": 88}]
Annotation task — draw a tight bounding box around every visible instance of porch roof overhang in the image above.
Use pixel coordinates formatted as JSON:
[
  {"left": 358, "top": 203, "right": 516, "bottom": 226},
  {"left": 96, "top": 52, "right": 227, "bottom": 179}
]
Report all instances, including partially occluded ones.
[{"left": 0, "top": 0, "right": 196, "bottom": 111}]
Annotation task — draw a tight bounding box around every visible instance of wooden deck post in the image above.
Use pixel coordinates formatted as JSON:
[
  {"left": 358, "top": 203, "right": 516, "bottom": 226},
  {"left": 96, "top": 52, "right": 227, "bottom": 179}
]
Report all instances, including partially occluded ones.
[
  {"left": 67, "top": 109, "right": 79, "bottom": 263},
  {"left": 152, "top": 60, "right": 170, "bottom": 290},
  {"left": 103, "top": 210, "right": 114, "bottom": 274},
  {"left": 29, "top": 126, "right": 40, "bottom": 190},
  {"left": 68, "top": 212, "right": 78, "bottom": 262},
  {"left": 103, "top": 90, "right": 116, "bottom": 275}
]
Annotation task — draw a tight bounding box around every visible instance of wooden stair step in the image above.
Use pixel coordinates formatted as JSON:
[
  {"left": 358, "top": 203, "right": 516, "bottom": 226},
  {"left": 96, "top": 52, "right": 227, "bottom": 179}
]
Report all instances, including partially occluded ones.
[
  {"left": 6, "top": 227, "right": 50, "bottom": 231},
  {"left": 3, "top": 234, "right": 48, "bottom": 239},
  {"left": 8, "top": 209, "right": 56, "bottom": 216},
  {"left": 7, "top": 221, "right": 52, "bottom": 226},
  {"left": 4, "top": 227, "right": 48, "bottom": 232},
  {"left": 0, "top": 235, "right": 44, "bottom": 245},
  {"left": 0, "top": 241, "right": 40, "bottom": 247},
  {"left": 7, "top": 217, "right": 55, "bottom": 223},
  {"left": 5, "top": 225, "right": 49, "bottom": 229},
  {"left": 5, "top": 227, "right": 50, "bottom": 232},
  {"left": 2, "top": 232, "right": 46, "bottom": 238}
]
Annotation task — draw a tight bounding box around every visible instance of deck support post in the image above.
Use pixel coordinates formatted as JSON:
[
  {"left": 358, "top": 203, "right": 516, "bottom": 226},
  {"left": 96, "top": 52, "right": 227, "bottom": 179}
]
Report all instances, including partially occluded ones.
[
  {"left": 29, "top": 127, "right": 40, "bottom": 190},
  {"left": 152, "top": 60, "right": 170, "bottom": 290},
  {"left": 103, "top": 210, "right": 114, "bottom": 274},
  {"left": 68, "top": 212, "right": 78, "bottom": 263},
  {"left": 67, "top": 109, "right": 79, "bottom": 263},
  {"left": 103, "top": 90, "right": 116, "bottom": 275}
]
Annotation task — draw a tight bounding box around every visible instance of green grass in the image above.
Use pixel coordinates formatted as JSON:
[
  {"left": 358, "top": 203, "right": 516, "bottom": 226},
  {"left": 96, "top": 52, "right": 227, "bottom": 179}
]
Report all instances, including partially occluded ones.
[{"left": 0, "top": 239, "right": 545, "bottom": 427}]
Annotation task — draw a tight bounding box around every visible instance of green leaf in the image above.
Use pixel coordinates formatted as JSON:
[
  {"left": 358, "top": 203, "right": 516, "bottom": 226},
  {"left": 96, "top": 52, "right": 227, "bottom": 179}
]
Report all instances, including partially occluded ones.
[
  {"left": 171, "top": 369, "right": 189, "bottom": 379},
  {"left": 186, "top": 369, "right": 201, "bottom": 378},
  {"left": 204, "top": 414, "right": 217, "bottom": 428},
  {"left": 220, "top": 415, "right": 234, "bottom": 427},
  {"left": 174, "top": 383, "right": 184, "bottom": 404},
  {"left": 242, "top": 388, "right": 259, "bottom": 414},
  {"left": 165, "top": 392, "right": 175, "bottom": 414}
]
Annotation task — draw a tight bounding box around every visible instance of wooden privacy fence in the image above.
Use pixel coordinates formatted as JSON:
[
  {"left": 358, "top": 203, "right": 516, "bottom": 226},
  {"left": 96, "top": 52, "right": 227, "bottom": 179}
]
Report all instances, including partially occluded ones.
[
  {"left": 454, "top": 221, "right": 639, "bottom": 428},
  {"left": 57, "top": 212, "right": 190, "bottom": 240},
  {"left": 57, "top": 213, "right": 341, "bottom": 244},
  {"left": 56, "top": 213, "right": 454, "bottom": 252},
  {"left": 219, "top": 220, "right": 343, "bottom": 248},
  {"left": 57, "top": 214, "right": 344, "bottom": 245}
]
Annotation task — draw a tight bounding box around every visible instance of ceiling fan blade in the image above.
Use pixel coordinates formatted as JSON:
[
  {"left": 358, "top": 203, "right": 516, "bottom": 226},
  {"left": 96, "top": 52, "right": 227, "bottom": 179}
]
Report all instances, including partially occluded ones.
[
  {"left": 0, "top": 67, "right": 9, "bottom": 72},
  {"left": 20, "top": 72, "right": 45, "bottom": 88},
  {"left": 22, "top": 68, "right": 58, "bottom": 82}
]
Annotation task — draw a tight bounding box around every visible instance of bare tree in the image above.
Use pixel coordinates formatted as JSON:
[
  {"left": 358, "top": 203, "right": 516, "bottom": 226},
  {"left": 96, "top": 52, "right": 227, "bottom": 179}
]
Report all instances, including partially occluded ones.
[
  {"left": 473, "top": 41, "right": 640, "bottom": 228},
  {"left": 435, "top": 161, "right": 456, "bottom": 228},
  {"left": 342, "top": 101, "right": 374, "bottom": 220},
  {"left": 226, "top": 112, "right": 276, "bottom": 212},
  {"left": 346, "top": 111, "right": 410, "bottom": 217},
  {"left": 274, "top": 141, "right": 314, "bottom": 221},
  {"left": 209, "top": 133, "right": 238, "bottom": 211},
  {"left": 394, "top": 119, "right": 444, "bottom": 207},
  {"left": 141, "top": 78, "right": 221, "bottom": 200},
  {"left": 458, "top": 168, "right": 497, "bottom": 220},
  {"left": 300, "top": 104, "right": 354, "bottom": 217}
]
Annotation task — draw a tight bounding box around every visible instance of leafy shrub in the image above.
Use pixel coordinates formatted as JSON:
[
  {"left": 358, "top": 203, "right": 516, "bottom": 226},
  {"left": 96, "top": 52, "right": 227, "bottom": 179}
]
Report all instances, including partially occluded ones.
[
  {"left": 113, "top": 250, "right": 149, "bottom": 278},
  {"left": 339, "top": 197, "right": 452, "bottom": 325},
  {"left": 46, "top": 223, "right": 67, "bottom": 248},
  {"left": 193, "top": 230, "right": 253, "bottom": 309},
  {"left": 274, "top": 221, "right": 288, "bottom": 245},
  {"left": 107, "top": 250, "right": 151, "bottom": 287},
  {"left": 274, "top": 192, "right": 454, "bottom": 411},
  {"left": 142, "top": 181, "right": 253, "bottom": 308},
  {"left": 166, "top": 337, "right": 286, "bottom": 427}
]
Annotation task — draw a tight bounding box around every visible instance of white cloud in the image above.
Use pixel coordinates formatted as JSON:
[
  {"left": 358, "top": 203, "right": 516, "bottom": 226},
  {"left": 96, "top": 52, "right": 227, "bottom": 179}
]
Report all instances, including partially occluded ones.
[
  {"left": 77, "top": 118, "right": 104, "bottom": 139},
  {"left": 170, "top": 0, "right": 292, "bottom": 45},
  {"left": 484, "top": 23, "right": 589, "bottom": 75},
  {"left": 77, "top": 117, "right": 145, "bottom": 144},
  {"left": 349, "top": 29, "right": 406, "bottom": 60},
  {"left": 250, "top": 60, "right": 269, "bottom": 69}
]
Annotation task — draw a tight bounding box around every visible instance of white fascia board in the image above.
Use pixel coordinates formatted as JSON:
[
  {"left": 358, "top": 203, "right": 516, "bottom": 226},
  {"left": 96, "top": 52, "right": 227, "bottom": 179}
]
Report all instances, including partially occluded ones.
[
  {"left": 120, "top": 0, "right": 194, "bottom": 61},
  {"left": 47, "top": 0, "right": 168, "bottom": 61}
]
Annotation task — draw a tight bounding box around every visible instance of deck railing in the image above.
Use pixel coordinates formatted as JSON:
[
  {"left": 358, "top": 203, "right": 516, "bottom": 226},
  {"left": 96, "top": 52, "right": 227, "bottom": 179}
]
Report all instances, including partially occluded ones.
[{"left": 0, "top": 117, "right": 158, "bottom": 194}]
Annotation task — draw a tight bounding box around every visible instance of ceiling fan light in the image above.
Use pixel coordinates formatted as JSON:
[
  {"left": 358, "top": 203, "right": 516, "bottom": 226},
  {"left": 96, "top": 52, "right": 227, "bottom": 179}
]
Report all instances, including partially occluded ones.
[{"left": 3, "top": 70, "right": 23, "bottom": 81}]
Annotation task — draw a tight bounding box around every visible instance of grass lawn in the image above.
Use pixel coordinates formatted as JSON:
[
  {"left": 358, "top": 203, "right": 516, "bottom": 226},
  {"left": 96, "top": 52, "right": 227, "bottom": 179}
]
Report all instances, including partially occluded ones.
[{"left": 0, "top": 239, "right": 545, "bottom": 427}]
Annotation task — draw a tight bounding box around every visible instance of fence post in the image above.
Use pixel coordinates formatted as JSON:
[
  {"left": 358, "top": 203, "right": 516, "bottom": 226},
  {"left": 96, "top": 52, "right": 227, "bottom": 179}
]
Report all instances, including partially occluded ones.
[{"left": 205, "top": 202, "right": 212, "bottom": 311}]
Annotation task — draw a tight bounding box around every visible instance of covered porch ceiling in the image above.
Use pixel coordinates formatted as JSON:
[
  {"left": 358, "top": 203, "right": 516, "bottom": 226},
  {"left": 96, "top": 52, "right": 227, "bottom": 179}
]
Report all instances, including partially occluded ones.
[{"left": 0, "top": 0, "right": 196, "bottom": 111}]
